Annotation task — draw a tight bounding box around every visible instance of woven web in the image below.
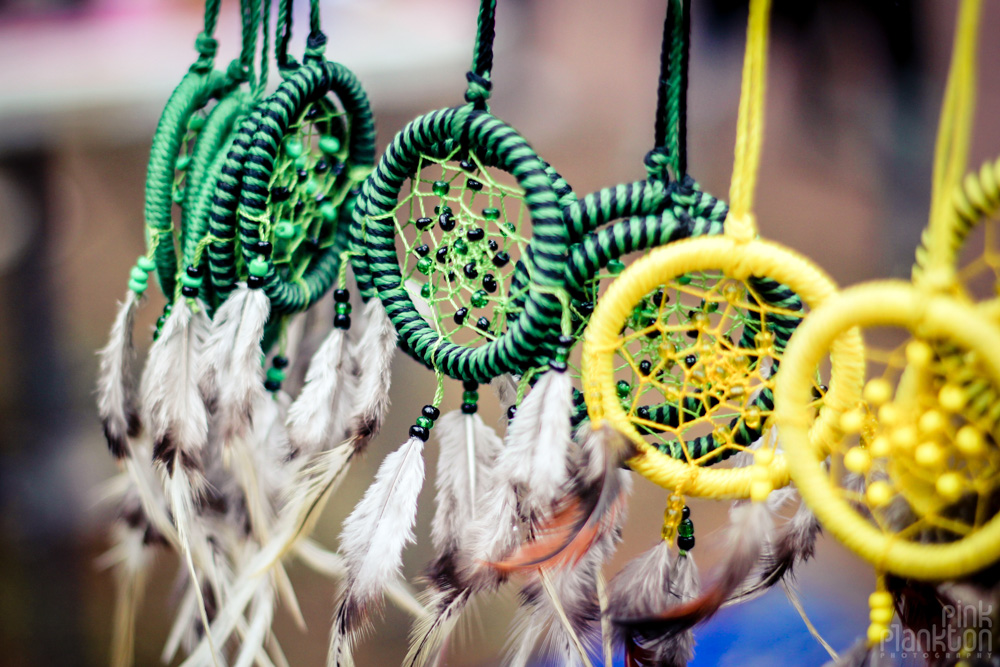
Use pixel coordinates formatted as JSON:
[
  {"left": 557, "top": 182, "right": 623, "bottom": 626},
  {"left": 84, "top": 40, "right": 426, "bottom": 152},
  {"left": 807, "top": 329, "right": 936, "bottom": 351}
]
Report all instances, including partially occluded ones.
[
  {"left": 955, "top": 212, "right": 1000, "bottom": 304},
  {"left": 607, "top": 271, "right": 818, "bottom": 465},
  {"left": 264, "top": 96, "right": 350, "bottom": 281},
  {"left": 384, "top": 147, "right": 530, "bottom": 347},
  {"left": 172, "top": 106, "right": 211, "bottom": 208},
  {"left": 825, "top": 328, "right": 1000, "bottom": 548}
]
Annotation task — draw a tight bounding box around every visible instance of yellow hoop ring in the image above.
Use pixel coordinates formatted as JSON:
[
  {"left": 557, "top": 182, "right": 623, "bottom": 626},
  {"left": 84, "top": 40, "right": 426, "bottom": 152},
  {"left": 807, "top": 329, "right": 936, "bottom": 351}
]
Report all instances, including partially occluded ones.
[
  {"left": 776, "top": 280, "right": 1000, "bottom": 580},
  {"left": 582, "top": 235, "right": 865, "bottom": 499}
]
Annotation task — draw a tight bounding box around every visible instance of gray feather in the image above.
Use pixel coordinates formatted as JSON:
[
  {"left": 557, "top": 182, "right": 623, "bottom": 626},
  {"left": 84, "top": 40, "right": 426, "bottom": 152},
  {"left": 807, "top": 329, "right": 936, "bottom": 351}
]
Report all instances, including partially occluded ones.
[{"left": 97, "top": 290, "right": 142, "bottom": 459}]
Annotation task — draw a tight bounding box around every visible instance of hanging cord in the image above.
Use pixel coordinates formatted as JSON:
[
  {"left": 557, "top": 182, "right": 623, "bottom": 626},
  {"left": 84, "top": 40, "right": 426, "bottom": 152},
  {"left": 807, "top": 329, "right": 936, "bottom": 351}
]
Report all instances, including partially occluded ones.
[
  {"left": 725, "top": 0, "right": 771, "bottom": 241},
  {"left": 646, "top": 0, "right": 691, "bottom": 182},
  {"left": 255, "top": 0, "right": 272, "bottom": 98},
  {"left": 192, "top": 0, "right": 224, "bottom": 71},
  {"left": 277, "top": 0, "right": 327, "bottom": 73},
  {"left": 925, "top": 0, "right": 982, "bottom": 278},
  {"left": 465, "top": 0, "right": 497, "bottom": 108}
]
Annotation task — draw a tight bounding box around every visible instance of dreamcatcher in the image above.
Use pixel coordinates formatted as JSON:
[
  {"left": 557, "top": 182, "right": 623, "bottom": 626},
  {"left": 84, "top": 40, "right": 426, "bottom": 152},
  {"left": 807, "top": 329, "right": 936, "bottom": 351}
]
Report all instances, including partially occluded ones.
[{"left": 776, "top": 1, "right": 1000, "bottom": 663}]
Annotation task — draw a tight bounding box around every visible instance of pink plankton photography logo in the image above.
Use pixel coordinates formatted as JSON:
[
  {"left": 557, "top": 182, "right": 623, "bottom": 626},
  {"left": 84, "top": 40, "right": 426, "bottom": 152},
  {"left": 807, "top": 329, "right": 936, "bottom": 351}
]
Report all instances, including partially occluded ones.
[{"left": 877, "top": 601, "right": 994, "bottom": 661}]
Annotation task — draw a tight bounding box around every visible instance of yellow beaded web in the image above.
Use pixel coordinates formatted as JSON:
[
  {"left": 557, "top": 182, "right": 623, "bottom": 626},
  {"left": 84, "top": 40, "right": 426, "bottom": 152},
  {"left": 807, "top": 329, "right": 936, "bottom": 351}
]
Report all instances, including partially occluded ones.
[{"left": 377, "top": 146, "right": 530, "bottom": 346}]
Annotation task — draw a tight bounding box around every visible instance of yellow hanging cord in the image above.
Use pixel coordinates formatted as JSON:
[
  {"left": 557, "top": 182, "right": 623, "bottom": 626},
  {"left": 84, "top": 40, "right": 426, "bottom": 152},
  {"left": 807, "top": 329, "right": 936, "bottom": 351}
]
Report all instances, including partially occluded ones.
[
  {"left": 726, "top": 0, "right": 772, "bottom": 241},
  {"left": 927, "top": 0, "right": 982, "bottom": 275}
]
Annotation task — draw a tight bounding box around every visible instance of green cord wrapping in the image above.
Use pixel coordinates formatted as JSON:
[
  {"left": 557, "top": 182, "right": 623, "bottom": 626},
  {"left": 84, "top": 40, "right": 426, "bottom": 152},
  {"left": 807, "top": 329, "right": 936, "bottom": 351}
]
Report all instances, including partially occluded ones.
[{"left": 358, "top": 105, "right": 570, "bottom": 382}]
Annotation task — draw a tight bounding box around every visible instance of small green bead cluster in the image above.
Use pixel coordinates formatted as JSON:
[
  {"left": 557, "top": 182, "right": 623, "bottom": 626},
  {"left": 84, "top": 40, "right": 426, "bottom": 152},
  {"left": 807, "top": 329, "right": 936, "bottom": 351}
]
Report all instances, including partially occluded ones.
[
  {"left": 153, "top": 302, "right": 173, "bottom": 341},
  {"left": 128, "top": 256, "right": 157, "bottom": 295},
  {"left": 333, "top": 289, "right": 352, "bottom": 329},
  {"left": 409, "top": 404, "right": 441, "bottom": 441},
  {"left": 460, "top": 379, "right": 480, "bottom": 414},
  {"left": 677, "top": 505, "right": 695, "bottom": 552},
  {"left": 264, "top": 355, "right": 289, "bottom": 392}
]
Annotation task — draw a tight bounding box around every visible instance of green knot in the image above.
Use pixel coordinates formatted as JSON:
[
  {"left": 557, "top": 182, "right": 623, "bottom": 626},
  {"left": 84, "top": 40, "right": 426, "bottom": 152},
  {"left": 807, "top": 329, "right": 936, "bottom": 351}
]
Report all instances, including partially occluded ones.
[
  {"left": 305, "top": 31, "right": 327, "bottom": 60},
  {"left": 643, "top": 148, "right": 674, "bottom": 182},
  {"left": 464, "top": 71, "right": 493, "bottom": 107},
  {"left": 191, "top": 33, "right": 218, "bottom": 71},
  {"left": 226, "top": 59, "right": 250, "bottom": 83}
]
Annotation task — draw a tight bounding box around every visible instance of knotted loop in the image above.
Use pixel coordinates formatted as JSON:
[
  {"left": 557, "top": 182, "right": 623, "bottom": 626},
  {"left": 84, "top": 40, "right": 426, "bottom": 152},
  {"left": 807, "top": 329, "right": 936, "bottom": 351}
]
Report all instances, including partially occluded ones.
[
  {"left": 644, "top": 147, "right": 674, "bottom": 183},
  {"left": 464, "top": 71, "right": 493, "bottom": 109},
  {"left": 725, "top": 211, "right": 757, "bottom": 245},
  {"left": 305, "top": 31, "right": 328, "bottom": 61},
  {"left": 226, "top": 59, "right": 251, "bottom": 83},
  {"left": 191, "top": 32, "right": 218, "bottom": 72}
]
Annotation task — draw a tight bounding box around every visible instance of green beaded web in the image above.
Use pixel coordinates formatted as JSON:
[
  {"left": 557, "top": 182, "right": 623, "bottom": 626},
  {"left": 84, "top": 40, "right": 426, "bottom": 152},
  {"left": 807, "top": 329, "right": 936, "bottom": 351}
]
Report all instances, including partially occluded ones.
[
  {"left": 261, "top": 97, "right": 350, "bottom": 281},
  {"left": 606, "top": 271, "right": 814, "bottom": 464},
  {"left": 171, "top": 111, "right": 212, "bottom": 208},
  {"left": 377, "top": 146, "right": 530, "bottom": 347}
]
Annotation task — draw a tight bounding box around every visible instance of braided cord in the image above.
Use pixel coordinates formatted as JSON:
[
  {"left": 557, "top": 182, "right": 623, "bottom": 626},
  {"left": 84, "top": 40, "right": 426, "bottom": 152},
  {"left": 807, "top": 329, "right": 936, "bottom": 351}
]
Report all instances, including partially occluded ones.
[
  {"left": 465, "top": 0, "right": 497, "bottom": 106},
  {"left": 651, "top": 0, "right": 690, "bottom": 179},
  {"left": 192, "top": 0, "right": 224, "bottom": 72}
]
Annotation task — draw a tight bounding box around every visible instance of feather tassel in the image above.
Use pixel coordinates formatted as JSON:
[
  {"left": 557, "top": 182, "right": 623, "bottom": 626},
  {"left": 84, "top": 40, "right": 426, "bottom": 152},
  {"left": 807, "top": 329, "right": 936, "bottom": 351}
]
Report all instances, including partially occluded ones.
[
  {"left": 286, "top": 327, "right": 355, "bottom": 458},
  {"left": 102, "top": 518, "right": 151, "bottom": 667},
  {"left": 97, "top": 290, "right": 142, "bottom": 459},
  {"left": 349, "top": 298, "right": 398, "bottom": 446}
]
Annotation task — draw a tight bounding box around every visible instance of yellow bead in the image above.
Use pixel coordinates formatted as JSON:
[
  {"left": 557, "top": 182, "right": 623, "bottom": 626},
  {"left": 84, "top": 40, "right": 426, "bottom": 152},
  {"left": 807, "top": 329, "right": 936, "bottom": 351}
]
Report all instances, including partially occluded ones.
[
  {"left": 751, "top": 480, "right": 773, "bottom": 502},
  {"left": 870, "top": 607, "right": 894, "bottom": 624},
  {"left": 956, "top": 425, "right": 985, "bottom": 456},
  {"left": 867, "top": 623, "right": 890, "bottom": 644},
  {"left": 906, "top": 340, "right": 933, "bottom": 367},
  {"left": 864, "top": 378, "right": 893, "bottom": 406},
  {"left": 869, "top": 435, "right": 891, "bottom": 458},
  {"left": 840, "top": 409, "right": 866, "bottom": 434},
  {"left": 939, "top": 384, "right": 966, "bottom": 412},
  {"left": 890, "top": 425, "right": 917, "bottom": 451},
  {"left": 869, "top": 591, "right": 893, "bottom": 608},
  {"left": 844, "top": 446, "right": 872, "bottom": 474},
  {"left": 866, "top": 480, "right": 893, "bottom": 507},
  {"left": 754, "top": 449, "right": 775, "bottom": 466},
  {"left": 936, "top": 472, "right": 964, "bottom": 502},
  {"left": 878, "top": 403, "right": 899, "bottom": 426},
  {"left": 915, "top": 441, "right": 944, "bottom": 468},
  {"left": 918, "top": 410, "right": 946, "bottom": 435}
]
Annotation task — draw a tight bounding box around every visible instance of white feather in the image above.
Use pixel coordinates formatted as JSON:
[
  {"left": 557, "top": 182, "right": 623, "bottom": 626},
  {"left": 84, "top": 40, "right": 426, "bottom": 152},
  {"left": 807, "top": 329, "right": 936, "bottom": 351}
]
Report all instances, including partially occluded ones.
[
  {"left": 233, "top": 585, "right": 276, "bottom": 667},
  {"left": 97, "top": 290, "right": 142, "bottom": 459},
  {"left": 105, "top": 521, "right": 150, "bottom": 667},
  {"left": 286, "top": 327, "right": 354, "bottom": 456},
  {"left": 349, "top": 298, "right": 398, "bottom": 443}
]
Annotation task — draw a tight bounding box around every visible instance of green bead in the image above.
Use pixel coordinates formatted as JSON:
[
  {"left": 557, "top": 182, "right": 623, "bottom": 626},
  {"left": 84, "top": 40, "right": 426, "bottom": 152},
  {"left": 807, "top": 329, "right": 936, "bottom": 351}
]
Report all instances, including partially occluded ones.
[
  {"left": 503, "top": 222, "right": 516, "bottom": 235},
  {"left": 417, "top": 256, "right": 433, "bottom": 275},
  {"left": 172, "top": 188, "right": 184, "bottom": 203},
  {"left": 320, "top": 202, "right": 337, "bottom": 223},
  {"left": 266, "top": 367, "right": 286, "bottom": 383},
  {"left": 275, "top": 222, "right": 295, "bottom": 239},
  {"left": 608, "top": 259, "right": 625, "bottom": 275},
  {"left": 294, "top": 155, "right": 308, "bottom": 170},
  {"left": 453, "top": 239, "right": 468, "bottom": 255},
  {"left": 249, "top": 257, "right": 269, "bottom": 277},
  {"left": 420, "top": 283, "right": 433, "bottom": 299},
  {"left": 677, "top": 518, "right": 694, "bottom": 538},
  {"left": 187, "top": 115, "right": 205, "bottom": 132},
  {"left": 555, "top": 349, "right": 569, "bottom": 363},
  {"left": 136, "top": 256, "right": 155, "bottom": 272},
  {"left": 284, "top": 138, "right": 304, "bottom": 158},
  {"left": 677, "top": 274, "right": 692, "bottom": 285},
  {"left": 616, "top": 380, "right": 631, "bottom": 398},
  {"left": 319, "top": 135, "right": 341, "bottom": 155},
  {"left": 335, "top": 302, "right": 352, "bottom": 315},
  {"left": 416, "top": 416, "right": 433, "bottom": 429},
  {"left": 462, "top": 390, "right": 479, "bottom": 404},
  {"left": 482, "top": 207, "right": 500, "bottom": 220},
  {"left": 128, "top": 278, "right": 148, "bottom": 294},
  {"left": 176, "top": 154, "right": 191, "bottom": 171},
  {"left": 180, "top": 272, "right": 202, "bottom": 288},
  {"left": 432, "top": 180, "right": 450, "bottom": 196},
  {"left": 130, "top": 266, "right": 149, "bottom": 283},
  {"left": 471, "top": 290, "right": 488, "bottom": 308},
  {"left": 303, "top": 179, "right": 319, "bottom": 196}
]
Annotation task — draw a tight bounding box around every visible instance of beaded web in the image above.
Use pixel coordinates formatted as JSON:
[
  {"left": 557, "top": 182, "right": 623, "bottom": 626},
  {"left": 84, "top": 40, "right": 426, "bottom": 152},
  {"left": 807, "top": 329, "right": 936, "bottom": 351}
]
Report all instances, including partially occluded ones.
[
  {"left": 171, "top": 107, "right": 212, "bottom": 209},
  {"left": 261, "top": 96, "right": 351, "bottom": 281},
  {"left": 378, "top": 146, "right": 530, "bottom": 347},
  {"left": 822, "top": 329, "right": 1000, "bottom": 556},
  {"left": 952, "top": 167, "right": 1000, "bottom": 304},
  {"left": 606, "top": 271, "right": 820, "bottom": 465}
]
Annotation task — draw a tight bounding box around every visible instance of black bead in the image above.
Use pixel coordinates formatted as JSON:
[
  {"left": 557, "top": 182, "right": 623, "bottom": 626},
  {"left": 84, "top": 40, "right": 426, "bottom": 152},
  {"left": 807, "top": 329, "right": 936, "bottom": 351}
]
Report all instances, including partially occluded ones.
[
  {"left": 492, "top": 251, "right": 510, "bottom": 267},
  {"left": 181, "top": 285, "right": 198, "bottom": 298},
  {"left": 636, "top": 406, "right": 650, "bottom": 420},
  {"left": 416, "top": 217, "right": 434, "bottom": 230},
  {"left": 459, "top": 160, "right": 475, "bottom": 172},
  {"left": 436, "top": 247, "right": 450, "bottom": 264},
  {"left": 557, "top": 334, "right": 573, "bottom": 347},
  {"left": 314, "top": 193, "right": 326, "bottom": 204},
  {"left": 334, "top": 289, "right": 350, "bottom": 302},
  {"left": 476, "top": 316, "right": 490, "bottom": 332},
  {"left": 447, "top": 272, "right": 457, "bottom": 283},
  {"left": 482, "top": 274, "right": 497, "bottom": 293},
  {"left": 639, "top": 360, "right": 653, "bottom": 376},
  {"left": 463, "top": 380, "right": 479, "bottom": 391},
  {"left": 272, "top": 355, "right": 289, "bottom": 369},
  {"left": 439, "top": 213, "right": 456, "bottom": 232},
  {"left": 186, "top": 264, "right": 204, "bottom": 277},
  {"left": 466, "top": 179, "right": 483, "bottom": 191},
  {"left": 463, "top": 263, "right": 478, "bottom": 279},
  {"left": 466, "top": 227, "right": 485, "bottom": 242},
  {"left": 294, "top": 201, "right": 305, "bottom": 216},
  {"left": 461, "top": 402, "right": 478, "bottom": 414},
  {"left": 409, "top": 425, "right": 430, "bottom": 441},
  {"left": 682, "top": 505, "right": 690, "bottom": 519},
  {"left": 653, "top": 290, "right": 668, "bottom": 305},
  {"left": 264, "top": 379, "right": 281, "bottom": 392},
  {"left": 254, "top": 241, "right": 273, "bottom": 258},
  {"left": 549, "top": 360, "right": 567, "bottom": 373},
  {"left": 422, "top": 405, "right": 440, "bottom": 420},
  {"left": 812, "top": 384, "right": 829, "bottom": 399},
  {"left": 415, "top": 244, "right": 430, "bottom": 257},
  {"left": 488, "top": 239, "right": 499, "bottom": 252},
  {"left": 572, "top": 390, "right": 585, "bottom": 405},
  {"left": 331, "top": 162, "right": 346, "bottom": 178},
  {"left": 453, "top": 308, "right": 468, "bottom": 325},
  {"left": 334, "top": 313, "right": 351, "bottom": 329},
  {"left": 677, "top": 535, "right": 695, "bottom": 551},
  {"left": 304, "top": 238, "right": 320, "bottom": 252},
  {"left": 297, "top": 169, "right": 308, "bottom": 180},
  {"left": 579, "top": 301, "right": 594, "bottom": 316},
  {"left": 271, "top": 186, "right": 291, "bottom": 202},
  {"left": 684, "top": 354, "right": 697, "bottom": 367},
  {"left": 507, "top": 405, "right": 517, "bottom": 420},
  {"left": 305, "top": 106, "right": 320, "bottom": 119},
  {"left": 315, "top": 160, "right": 329, "bottom": 174}
]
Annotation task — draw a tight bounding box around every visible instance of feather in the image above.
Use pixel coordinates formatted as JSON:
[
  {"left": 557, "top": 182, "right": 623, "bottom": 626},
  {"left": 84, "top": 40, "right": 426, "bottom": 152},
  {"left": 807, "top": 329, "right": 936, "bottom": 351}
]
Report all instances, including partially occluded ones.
[
  {"left": 162, "top": 584, "right": 197, "bottom": 664},
  {"left": 335, "top": 436, "right": 426, "bottom": 631},
  {"left": 349, "top": 298, "right": 397, "bottom": 446},
  {"left": 233, "top": 584, "right": 276, "bottom": 667},
  {"left": 822, "top": 638, "right": 885, "bottom": 667},
  {"left": 103, "top": 520, "right": 151, "bottom": 667},
  {"left": 327, "top": 602, "right": 357, "bottom": 667},
  {"left": 286, "top": 327, "right": 354, "bottom": 457},
  {"left": 198, "top": 285, "right": 270, "bottom": 444},
  {"left": 615, "top": 501, "right": 771, "bottom": 640},
  {"left": 97, "top": 290, "right": 142, "bottom": 459},
  {"left": 490, "top": 374, "right": 519, "bottom": 418},
  {"left": 402, "top": 588, "right": 472, "bottom": 667}
]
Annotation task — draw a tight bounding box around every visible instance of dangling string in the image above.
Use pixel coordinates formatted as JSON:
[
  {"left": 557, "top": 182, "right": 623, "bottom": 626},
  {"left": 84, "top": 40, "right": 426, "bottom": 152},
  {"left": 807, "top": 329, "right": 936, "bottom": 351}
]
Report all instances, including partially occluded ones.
[
  {"left": 726, "top": 0, "right": 771, "bottom": 240},
  {"left": 648, "top": 0, "right": 691, "bottom": 181},
  {"left": 255, "top": 0, "right": 271, "bottom": 98},
  {"left": 277, "top": 0, "right": 327, "bottom": 72},
  {"left": 926, "top": 0, "right": 982, "bottom": 274},
  {"left": 465, "top": 0, "right": 497, "bottom": 108},
  {"left": 191, "top": 0, "right": 223, "bottom": 72}
]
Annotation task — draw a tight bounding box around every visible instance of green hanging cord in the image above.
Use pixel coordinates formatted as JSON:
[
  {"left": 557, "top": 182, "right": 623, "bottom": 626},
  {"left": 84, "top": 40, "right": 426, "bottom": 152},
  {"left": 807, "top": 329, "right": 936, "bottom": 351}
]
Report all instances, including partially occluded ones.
[
  {"left": 646, "top": 0, "right": 690, "bottom": 182},
  {"left": 465, "top": 0, "right": 497, "bottom": 109},
  {"left": 191, "top": 0, "right": 223, "bottom": 73},
  {"left": 305, "top": 0, "right": 328, "bottom": 61},
  {"left": 256, "top": 0, "right": 272, "bottom": 97},
  {"left": 276, "top": 0, "right": 327, "bottom": 73}
]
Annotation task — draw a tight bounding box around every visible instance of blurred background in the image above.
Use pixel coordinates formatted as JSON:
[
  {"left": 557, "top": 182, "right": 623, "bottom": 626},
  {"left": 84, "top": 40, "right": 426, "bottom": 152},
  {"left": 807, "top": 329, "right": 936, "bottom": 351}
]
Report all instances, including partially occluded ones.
[{"left": 1, "top": 0, "right": 998, "bottom": 664}]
